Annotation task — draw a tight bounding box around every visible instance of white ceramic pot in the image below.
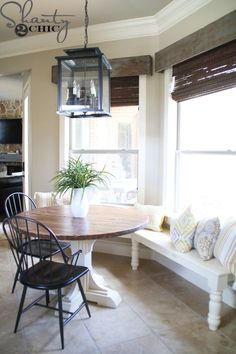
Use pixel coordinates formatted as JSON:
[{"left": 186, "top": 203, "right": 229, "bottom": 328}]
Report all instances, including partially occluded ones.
[{"left": 70, "top": 188, "right": 89, "bottom": 218}]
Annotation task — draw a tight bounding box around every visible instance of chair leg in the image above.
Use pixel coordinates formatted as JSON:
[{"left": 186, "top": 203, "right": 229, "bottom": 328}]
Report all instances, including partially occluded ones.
[
  {"left": 12, "top": 253, "right": 24, "bottom": 294},
  {"left": 12, "top": 267, "right": 20, "bottom": 294},
  {"left": 58, "top": 288, "right": 64, "bottom": 350},
  {"left": 14, "top": 285, "right": 27, "bottom": 333},
  {"left": 77, "top": 279, "right": 91, "bottom": 318},
  {"left": 45, "top": 290, "right": 50, "bottom": 306}
]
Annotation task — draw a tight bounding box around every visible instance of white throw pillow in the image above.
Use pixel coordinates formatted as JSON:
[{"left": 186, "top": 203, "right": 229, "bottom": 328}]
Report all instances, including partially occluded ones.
[
  {"left": 194, "top": 218, "right": 220, "bottom": 260},
  {"left": 34, "top": 192, "right": 70, "bottom": 208},
  {"left": 214, "top": 219, "right": 236, "bottom": 276},
  {"left": 54, "top": 192, "right": 71, "bottom": 206},
  {"left": 170, "top": 207, "right": 197, "bottom": 253},
  {"left": 34, "top": 192, "right": 56, "bottom": 207},
  {"left": 135, "top": 204, "right": 165, "bottom": 232}
]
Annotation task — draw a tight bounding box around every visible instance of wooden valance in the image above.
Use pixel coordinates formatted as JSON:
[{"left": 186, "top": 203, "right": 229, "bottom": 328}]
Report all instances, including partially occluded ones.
[
  {"left": 155, "top": 10, "right": 236, "bottom": 72},
  {"left": 51, "top": 55, "right": 152, "bottom": 84},
  {"left": 109, "top": 55, "right": 152, "bottom": 77}
]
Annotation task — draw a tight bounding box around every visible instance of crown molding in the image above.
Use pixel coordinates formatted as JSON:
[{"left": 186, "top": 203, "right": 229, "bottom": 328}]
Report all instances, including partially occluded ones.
[
  {"left": 155, "top": 0, "right": 213, "bottom": 33},
  {"left": 0, "top": 0, "right": 212, "bottom": 59}
]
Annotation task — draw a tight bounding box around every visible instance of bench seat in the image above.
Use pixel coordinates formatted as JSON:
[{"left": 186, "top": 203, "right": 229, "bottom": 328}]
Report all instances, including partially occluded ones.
[{"left": 131, "top": 229, "right": 233, "bottom": 331}]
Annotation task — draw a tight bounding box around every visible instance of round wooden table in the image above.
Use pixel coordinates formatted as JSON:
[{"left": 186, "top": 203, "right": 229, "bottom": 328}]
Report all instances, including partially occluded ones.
[{"left": 20, "top": 204, "right": 148, "bottom": 310}]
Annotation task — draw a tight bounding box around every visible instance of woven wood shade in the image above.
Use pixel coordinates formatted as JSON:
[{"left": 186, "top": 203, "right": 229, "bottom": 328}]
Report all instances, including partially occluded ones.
[
  {"left": 111, "top": 76, "right": 139, "bottom": 106},
  {"left": 172, "top": 40, "right": 236, "bottom": 102}
]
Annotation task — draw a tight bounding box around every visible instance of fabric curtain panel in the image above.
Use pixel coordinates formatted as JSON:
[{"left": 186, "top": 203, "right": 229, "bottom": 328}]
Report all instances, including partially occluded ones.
[
  {"left": 172, "top": 40, "right": 236, "bottom": 102},
  {"left": 111, "top": 76, "right": 139, "bottom": 106}
]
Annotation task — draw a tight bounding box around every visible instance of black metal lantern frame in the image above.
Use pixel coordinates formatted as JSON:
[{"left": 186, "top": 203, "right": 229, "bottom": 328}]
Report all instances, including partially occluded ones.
[
  {"left": 56, "top": 47, "right": 111, "bottom": 118},
  {"left": 55, "top": 0, "right": 112, "bottom": 118}
]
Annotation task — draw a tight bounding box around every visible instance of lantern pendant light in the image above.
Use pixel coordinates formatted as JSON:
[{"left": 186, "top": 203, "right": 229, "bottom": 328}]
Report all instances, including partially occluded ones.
[{"left": 56, "top": 0, "right": 112, "bottom": 118}]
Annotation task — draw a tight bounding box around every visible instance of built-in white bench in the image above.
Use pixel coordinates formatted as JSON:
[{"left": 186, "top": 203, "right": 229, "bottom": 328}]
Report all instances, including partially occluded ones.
[{"left": 131, "top": 229, "right": 234, "bottom": 331}]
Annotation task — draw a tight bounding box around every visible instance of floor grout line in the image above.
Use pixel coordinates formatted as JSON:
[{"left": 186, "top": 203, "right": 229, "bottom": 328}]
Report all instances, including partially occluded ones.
[
  {"left": 80, "top": 319, "right": 102, "bottom": 354},
  {"left": 1, "top": 247, "right": 236, "bottom": 353}
]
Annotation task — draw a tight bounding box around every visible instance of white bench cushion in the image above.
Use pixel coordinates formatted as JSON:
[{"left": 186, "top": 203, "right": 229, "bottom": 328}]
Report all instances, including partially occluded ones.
[{"left": 135, "top": 229, "right": 231, "bottom": 279}]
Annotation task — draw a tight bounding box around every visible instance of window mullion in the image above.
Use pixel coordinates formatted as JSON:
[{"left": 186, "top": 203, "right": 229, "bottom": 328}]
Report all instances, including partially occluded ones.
[
  {"left": 70, "top": 149, "right": 138, "bottom": 154},
  {"left": 176, "top": 150, "right": 236, "bottom": 155}
]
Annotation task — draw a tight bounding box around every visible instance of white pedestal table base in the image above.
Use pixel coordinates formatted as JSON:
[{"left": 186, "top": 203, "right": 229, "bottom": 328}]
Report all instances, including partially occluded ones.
[{"left": 61, "top": 240, "right": 121, "bottom": 313}]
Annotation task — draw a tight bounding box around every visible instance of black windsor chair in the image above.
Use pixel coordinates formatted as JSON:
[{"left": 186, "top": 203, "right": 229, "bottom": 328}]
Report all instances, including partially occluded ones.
[
  {"left": 5, "top": 192, "right": 37, "bottom": 218},
  {"left": 5, "top": 192, "right": 70, "bottom": 293},
  {"left": 3, "top": 215, "right": 91, "bottom": 350}
]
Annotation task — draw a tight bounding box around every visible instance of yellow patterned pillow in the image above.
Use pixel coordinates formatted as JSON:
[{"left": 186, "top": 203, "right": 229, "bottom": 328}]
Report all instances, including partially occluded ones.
[{"left": 170, "top": 207, "right": 197, "bottom": 253}]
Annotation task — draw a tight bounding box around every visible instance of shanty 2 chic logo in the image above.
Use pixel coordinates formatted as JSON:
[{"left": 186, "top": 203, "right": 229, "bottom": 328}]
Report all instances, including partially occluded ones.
[{"left": 0, "top": 0, "right": 74, "bottom": 43}]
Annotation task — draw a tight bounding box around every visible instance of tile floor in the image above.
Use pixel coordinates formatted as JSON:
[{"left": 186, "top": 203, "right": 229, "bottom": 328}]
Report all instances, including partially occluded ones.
[{"left": 0, "top": 239, "right": 235, "bottom": 354}]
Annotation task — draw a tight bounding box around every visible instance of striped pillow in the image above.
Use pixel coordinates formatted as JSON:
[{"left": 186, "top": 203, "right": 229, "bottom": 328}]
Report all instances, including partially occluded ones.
[
  {"left": 214, "top": 219, "right": 236, "bottom": 276},
  {"left": 170, "top": 207, "right": 197, "bottom": 253}
]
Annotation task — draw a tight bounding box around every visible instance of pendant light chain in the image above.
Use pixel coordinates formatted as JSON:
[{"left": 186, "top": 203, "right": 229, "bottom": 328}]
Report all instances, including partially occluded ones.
[{"left": 84, "top": 0, "right": 89, "bottom": 48}]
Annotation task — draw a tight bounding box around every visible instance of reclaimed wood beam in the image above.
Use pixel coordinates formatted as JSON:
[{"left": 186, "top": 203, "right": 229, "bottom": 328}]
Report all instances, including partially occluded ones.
[
  {"left": 51, "top": 55, "right": 152, "bottom": 84},
  {"left": 109, "top": 55, "right": 152, "bottom": 77},
  {"left": 155, "top": 10, "right": 236, "bottom": 72}
]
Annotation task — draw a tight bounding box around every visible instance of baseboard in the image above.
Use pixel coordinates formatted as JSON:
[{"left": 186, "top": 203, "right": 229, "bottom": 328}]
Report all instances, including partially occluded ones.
[{"left": 93, "top": 237, "right": 236, "bottom": 309}]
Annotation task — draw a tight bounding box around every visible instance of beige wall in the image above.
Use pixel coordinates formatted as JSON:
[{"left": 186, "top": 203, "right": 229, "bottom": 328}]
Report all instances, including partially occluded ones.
[
  {"left": 0, "top": 0, "right": 234, "bottom": 202},
  {"left": 0, "top": 51, "right": 59, "bottom": 194},
  {"left": 0, "top": 38, "right": 161, "bottom": 201}
]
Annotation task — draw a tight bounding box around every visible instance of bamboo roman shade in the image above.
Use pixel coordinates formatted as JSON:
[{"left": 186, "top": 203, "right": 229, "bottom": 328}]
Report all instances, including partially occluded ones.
[
  {"left": 172, "top": 40, "right": 236, "bottom": 102},
  {"left": 111, "top": 76, "right": 139, "bottom": 106}
]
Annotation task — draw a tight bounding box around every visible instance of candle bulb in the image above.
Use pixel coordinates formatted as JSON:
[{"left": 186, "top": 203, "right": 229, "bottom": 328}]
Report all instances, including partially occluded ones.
[
  {"left": 90, "top": 80, "right": 96, "bottom": 97},
  {"left": 76, "top": 84, "right": 81, "bottom": 98},
  {"left": 73, "top": 80, "right": 77, "bottom": 95}
]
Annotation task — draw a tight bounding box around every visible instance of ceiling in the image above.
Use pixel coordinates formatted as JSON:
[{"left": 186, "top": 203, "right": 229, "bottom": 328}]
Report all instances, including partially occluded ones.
[{"left": 0, "top": 0, "right": 173, "bottom": 42}]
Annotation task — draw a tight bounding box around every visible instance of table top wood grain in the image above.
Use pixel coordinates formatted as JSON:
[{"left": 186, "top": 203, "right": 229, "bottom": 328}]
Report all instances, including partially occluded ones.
[{"left": 19, "top": 205, "right": 148, "bottom": 241}]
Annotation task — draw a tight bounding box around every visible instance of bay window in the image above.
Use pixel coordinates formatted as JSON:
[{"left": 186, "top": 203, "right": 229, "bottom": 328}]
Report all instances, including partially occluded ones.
[
  {"left": 176, "top": 87, "right": 236, "bottom": 217},
  {"left": 170, "top": 40, "right": 236, "bottom": 217}
]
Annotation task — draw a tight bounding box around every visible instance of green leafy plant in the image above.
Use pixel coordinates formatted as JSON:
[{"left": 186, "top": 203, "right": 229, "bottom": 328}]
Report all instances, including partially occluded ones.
[{"left": 52, "top": 156, "right": 111, "bottom": 201}]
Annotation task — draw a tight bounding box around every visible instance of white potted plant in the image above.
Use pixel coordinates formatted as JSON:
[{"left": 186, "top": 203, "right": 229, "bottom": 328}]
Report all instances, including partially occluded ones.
[{"left": 52, "top": 157, "right": 111, "bottom": 217}]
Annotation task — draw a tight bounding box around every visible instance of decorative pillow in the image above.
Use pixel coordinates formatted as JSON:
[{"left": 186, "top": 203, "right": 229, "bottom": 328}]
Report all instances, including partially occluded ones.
[
  {"left": 34, "top": 192, "right": 56, "bottom": 207},
  {"left": 214, "top": 219, "right": 236, "bottom": 276},
  {"left": 34, "top": 192, "right": 70, "bottom": 208},
  {"left": 170, "top": 207, "right": 197, "bottom": 253},
  {"left": 194, "top": 218, "right": 220, "bottom": 260},
  {"left": 54, "top": 192, "right": 71, "bottom": 206},
  {"left": 135, "top": 204, "right": 165, "bottom": 232}
]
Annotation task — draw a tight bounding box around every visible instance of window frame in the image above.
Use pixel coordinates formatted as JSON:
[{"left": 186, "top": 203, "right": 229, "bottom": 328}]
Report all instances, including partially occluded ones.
[
  {"left": 175, "top": 88, "right": 236, "bottom": 212},
  {"left": 59, "top": 76, "right": 147, "bottom": 205},
  {"left": 164, "top": 38, "right": 236, "bottom": 214}
]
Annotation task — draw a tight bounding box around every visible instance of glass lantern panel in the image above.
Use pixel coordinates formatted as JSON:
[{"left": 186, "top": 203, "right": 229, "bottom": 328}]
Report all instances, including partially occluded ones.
[
  {"left": 61, "top": 57, "right": 99, "bottom": 113},
  {"left": 60, "top": 60, "right": 73, "bottom": 112},
  {"left": 102, "top": 60, "right": 110, "bottom": 115}
]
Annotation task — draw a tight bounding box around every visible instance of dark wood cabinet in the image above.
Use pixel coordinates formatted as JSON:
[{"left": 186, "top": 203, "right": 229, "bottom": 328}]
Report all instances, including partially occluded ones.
[{"left": 0, "top": 176, "right": 23, "bottom": 215}]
